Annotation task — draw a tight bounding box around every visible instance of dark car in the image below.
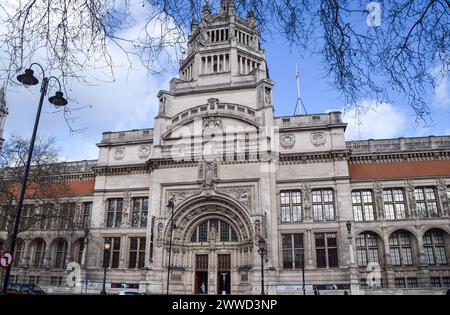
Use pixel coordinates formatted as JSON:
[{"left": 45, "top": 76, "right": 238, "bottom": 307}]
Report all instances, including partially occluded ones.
[{"left": 6, "top": 283, "right": 46, "bottom": 295}]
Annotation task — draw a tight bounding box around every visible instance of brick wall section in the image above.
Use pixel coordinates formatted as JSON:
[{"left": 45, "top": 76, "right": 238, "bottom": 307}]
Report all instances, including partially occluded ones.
[
  {"left": 349, "top": 160, "right": 450, "bottom": 180},
  {"left": 9, "top": 179, "right": 95, "bottom": 198},
  {"left": 66, "top": 180, "right": 95, "bottom": 196}
]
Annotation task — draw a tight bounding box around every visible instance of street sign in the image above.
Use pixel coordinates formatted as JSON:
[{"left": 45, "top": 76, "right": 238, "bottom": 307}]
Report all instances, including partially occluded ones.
[{"left": 0, "top": 251, "right": 14, "bottom": 269}]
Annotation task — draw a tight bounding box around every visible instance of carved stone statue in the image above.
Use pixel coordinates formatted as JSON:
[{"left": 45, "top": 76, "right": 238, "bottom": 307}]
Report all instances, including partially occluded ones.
[
  {"left": 302, "top": 182, "right": 312, "bottom": 221},
  {"left": 264, "top": 88, "right": 271, "bottom": 104},
  {"left": 404, "top": 179, "right": 416, "bottom": 218},
  {"left": 373, "top": 181, "right": 384, "bottom": 219}
]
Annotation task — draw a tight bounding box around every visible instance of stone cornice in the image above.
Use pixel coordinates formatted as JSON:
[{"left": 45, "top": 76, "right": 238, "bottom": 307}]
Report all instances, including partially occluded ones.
[
  {"left": 93, "top": 164, "right": 150, "bottom": 176},
  {"left": 279, "top": 150, "right": 351, "bottom": 164}
]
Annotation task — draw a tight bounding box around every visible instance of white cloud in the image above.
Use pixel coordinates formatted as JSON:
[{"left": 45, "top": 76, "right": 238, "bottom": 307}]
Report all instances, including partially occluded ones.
[{"left": 342, "top": 101, "right": 407, "bottom": 140}]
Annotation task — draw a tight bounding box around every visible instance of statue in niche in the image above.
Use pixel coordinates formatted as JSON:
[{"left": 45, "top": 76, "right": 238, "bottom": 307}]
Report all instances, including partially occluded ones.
[
  {"left": 200, "top": 160, "right": 218, "bottom": 190},
  {"left": 209, "top": 224, "right": 217, "bottom": 242},
  {"left": 159, "top": 97, "right": 166, "bottom": 114},
  {"left": 264, "top": 88, "right": 271, "bottom": 104},
  {"left": 254, "top": 220, "right": 261, "bottom": 238}
]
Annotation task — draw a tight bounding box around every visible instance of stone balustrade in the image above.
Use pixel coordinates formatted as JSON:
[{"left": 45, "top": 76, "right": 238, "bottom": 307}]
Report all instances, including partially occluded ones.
[{"left": 347, "top": 136, "right": 450, "bottom": 154}]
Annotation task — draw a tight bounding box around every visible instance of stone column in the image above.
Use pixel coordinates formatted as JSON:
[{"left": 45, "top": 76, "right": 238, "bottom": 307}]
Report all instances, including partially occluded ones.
[{"left": 383, "top": 235, "right": 394, "bottom": 288}]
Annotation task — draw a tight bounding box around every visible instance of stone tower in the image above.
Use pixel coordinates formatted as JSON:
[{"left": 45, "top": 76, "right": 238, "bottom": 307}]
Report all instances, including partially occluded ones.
[{"left": 0, "top": 86, "right": 8, "bottom": 150}]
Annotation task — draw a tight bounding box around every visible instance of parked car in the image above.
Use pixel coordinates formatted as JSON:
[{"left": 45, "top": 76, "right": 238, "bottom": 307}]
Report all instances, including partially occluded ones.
[
  {"left": 6, "top": 283, "right": 46, "bottom": 295},
  {"left": 117, "top": 290, "right": 145, "bottom": 296}
]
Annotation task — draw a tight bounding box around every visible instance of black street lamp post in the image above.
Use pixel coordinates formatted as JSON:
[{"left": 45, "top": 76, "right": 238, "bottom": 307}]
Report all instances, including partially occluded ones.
[
  {"left": 301, "top": 251, "right": 306, "bottom": 295},
  {"left": 1, "top": 63, "right": 68, "bottom": 293},
  {"left": 257, "top": 237, "right": 267, "bottom": 295},
  {"left": 166, "top": 198, "right": 175, "bottom": 295},
  {"left": 101, "top": 240, "right": 112, "bottom": 295}
]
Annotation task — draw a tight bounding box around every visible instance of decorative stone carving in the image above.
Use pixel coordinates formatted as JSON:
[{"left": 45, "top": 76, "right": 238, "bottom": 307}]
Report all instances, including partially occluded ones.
[
  {"left": 404, "top": 179, "right": 416, "bottom": 218},
  {"left": 373, "top": 181, "right": 384, "bottom": 219},
  {"left": 302, "top": 182, "right": 312, "bottom": 221},
  {"left": 199, "top": 160, "right": 218, "bottom": 189},
  {"left": 280, "top": 134, "right": 295, "bottom": 148},
  {"left": 167, "top": 189, "right": 201, "bottom": 208},
  {"left": 138, "top": 145, "right": 151, "bottom": 159},
  {"left": 114, "top": 147, "right": 125, "bottom": 160},
  {"left": 436, "top": 178, "right": 449, "bottom": 215},
  {"left": 122, "top": 191, "right": 132, "bottom": 226},
  {"left": 202, "top": 117, "right": 223, "bottom": 137},
  {"left": 156, "top": 222, "right": 164, "bottom": 247},
  {"left": 310, "top": 132, "right": 326, "bottom": 146},
  {"left": 254, "top": 220, "right": 261, "bottom": 238},
  {"left": 218, "top": 186, "right": 252, "bottom": 209}
]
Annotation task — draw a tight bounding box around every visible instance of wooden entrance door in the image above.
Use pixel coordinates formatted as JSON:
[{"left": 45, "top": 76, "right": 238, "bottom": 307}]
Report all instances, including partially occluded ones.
[{"left": 195, "top": 254, "right": 208, "bottom": 294}]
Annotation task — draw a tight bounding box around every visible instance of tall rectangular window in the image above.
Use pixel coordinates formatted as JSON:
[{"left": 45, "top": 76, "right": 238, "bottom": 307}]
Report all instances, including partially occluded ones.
[
  {"left": 282, "top": 234, "right": 304, "bottom": 269},
  {"left": 383, "top": 189, "right": 407, "bottom": 220},
  {"left": 352, "top": 190, "right": 375, "bottom": 221},
  {"left": 104, "top": 237, "right": 121, "bottom": 269},
  {"left": 131, "top": 197, "right": 149, "bottom": 227},
  {"left": 40, "top": 204, "right": 52, "bottom": 230},
  {"left": 106, "top": 199, "right": 123, "bottom": 228},
  {"left": 82, "top": 203, "right": 92, "bottom": 229},
  {"left": 280, "top": 191, "right": 302, "bottom": 223},
  {"left": 312, "top": 189, "right": 335, "bottom": 221},
  {"left": 128, "top": 237, "right": 146, "bottom": 269},
  {"left": 315, "top": 233, "right": 338, "bottom": 268},
  {"left": 415, "top": 187, "right": 440, "bottom": 218},
  {"left": 60, "top": 203, "right": 76, "bottom": 229}
]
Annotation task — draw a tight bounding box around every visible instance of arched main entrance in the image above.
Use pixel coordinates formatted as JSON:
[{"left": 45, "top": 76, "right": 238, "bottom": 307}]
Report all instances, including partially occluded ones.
[{"left": 162, "top": 195, "right": 255, "bottom": 295}]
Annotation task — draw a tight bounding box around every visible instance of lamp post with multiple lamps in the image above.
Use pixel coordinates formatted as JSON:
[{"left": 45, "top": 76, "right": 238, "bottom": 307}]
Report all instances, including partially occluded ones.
[
  {"left": 166, "top": 198, "right": 175, "bottom": 295},
  {"left": 1, "top": 63, "right": 69, "bottom": 293},
  {"left": 257, "top": 237, "right": 267, "bottom": 295},
  {"left": 101, "top": 239, "right": 112, "bottom": 295}
]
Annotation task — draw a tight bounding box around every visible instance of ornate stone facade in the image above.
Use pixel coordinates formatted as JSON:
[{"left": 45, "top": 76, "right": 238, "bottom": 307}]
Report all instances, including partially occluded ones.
[{"left": 2, "top": 2, "right": 450, "bottom": 296}]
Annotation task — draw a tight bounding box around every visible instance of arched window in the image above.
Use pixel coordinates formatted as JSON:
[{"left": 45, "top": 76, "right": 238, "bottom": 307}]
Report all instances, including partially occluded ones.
[
  {"left": 53, "top": 239, "right": 68, "bottom": 268},
  {"left": 13, "top": 239, "right": 24, "bottom": 267},
  {"left": 191, "top": 219, "right": 238, "bottom": 243},
  {"left": 423, "top": 230, "right": 448, "bottom": 265},
  {"left": 356, "top": 232, "right": 380, "bottom": 267},
  {"left": 33, "top": 239, "right": 46, "bottom": 267},
  {"left": 389, "top": 232, "right": 413, "bottom": 266}
]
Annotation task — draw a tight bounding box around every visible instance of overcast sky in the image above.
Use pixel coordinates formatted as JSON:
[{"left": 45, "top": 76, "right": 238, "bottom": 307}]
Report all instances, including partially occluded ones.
[{"left": 1, "top": 4, "right": 449, "bottom": 162}]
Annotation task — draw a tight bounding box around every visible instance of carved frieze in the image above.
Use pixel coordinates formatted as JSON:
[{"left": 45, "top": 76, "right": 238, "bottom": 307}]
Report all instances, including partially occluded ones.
[
  {"left": 167, "top": 189, "right": 201, "bottom": 209},
  {"left": 217, "top": 186, "right": 253, "bottom": 209}
]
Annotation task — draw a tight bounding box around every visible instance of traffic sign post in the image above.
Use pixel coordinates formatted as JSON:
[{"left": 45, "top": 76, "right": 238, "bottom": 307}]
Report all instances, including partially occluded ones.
[{"left": 0, "top": 252, "right": 14, "bottom": 269}]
